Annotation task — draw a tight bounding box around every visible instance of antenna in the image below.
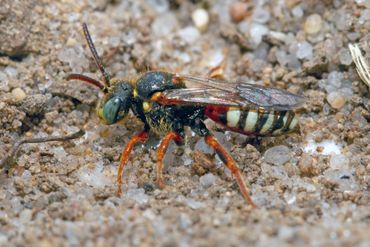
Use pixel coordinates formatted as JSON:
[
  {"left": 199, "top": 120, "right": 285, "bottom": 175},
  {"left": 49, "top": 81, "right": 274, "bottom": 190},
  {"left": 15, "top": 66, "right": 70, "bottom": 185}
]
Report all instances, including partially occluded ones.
[
  {"left": 82, "top": 23, "right": 111, "bottom": 88},
  {"left": 67, "top": 74, "right": 104, "bottom": 90}
]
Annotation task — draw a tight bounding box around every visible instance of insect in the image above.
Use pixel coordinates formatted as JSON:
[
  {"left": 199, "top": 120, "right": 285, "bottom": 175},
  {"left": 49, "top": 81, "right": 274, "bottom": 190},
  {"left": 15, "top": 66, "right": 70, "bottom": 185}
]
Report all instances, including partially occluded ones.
[{"left": 67, "top": 23, "right": 304, "bottom": 207}]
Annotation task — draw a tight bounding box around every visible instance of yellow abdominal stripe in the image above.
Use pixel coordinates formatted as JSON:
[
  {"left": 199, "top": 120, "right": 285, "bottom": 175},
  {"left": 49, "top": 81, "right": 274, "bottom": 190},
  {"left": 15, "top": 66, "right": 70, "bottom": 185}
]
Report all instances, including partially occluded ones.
[
  {"left": 226, "top": 107, "right": 240, "bottom": 128},
  {"left": 260, "top": 112, "right": 275, "bottom": 134},
  {"left": 244, "top": 111, "right": 258, "bottom": 132},
  {"left": 289, "top": 116, "right": 298, "bottom": 130},
  {"left": 225, "top": 107, "right": 299, "bottom": 135}
]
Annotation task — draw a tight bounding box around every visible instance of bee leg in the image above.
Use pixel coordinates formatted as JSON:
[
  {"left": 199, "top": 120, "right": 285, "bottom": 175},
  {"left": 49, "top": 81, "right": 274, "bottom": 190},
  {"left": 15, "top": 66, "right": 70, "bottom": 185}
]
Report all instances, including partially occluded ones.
[
  {"left": 207, "top": 48, "right": 228, "bottom": 80},
  {"left": 156, "top": 132, "right": 183, "bottom": 189},
  {"left": 205, "top": 134, "right": 256, "bottom": 208},
  {"left": 117, "top": 130, "right": 149, "bottom": 196}
]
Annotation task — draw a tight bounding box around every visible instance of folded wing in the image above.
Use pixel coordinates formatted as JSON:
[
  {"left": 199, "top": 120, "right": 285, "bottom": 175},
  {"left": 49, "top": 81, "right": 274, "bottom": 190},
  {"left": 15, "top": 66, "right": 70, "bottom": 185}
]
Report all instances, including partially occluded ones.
[{"left": 155, "top": 75, "right": 305, "bottom": 111}]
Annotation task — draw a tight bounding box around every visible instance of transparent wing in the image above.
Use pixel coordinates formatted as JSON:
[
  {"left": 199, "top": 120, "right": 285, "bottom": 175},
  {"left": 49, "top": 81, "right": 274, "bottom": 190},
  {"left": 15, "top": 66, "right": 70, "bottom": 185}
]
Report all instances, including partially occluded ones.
[{"left": 156, "top": 75, "right": 305, "bottom": 111}]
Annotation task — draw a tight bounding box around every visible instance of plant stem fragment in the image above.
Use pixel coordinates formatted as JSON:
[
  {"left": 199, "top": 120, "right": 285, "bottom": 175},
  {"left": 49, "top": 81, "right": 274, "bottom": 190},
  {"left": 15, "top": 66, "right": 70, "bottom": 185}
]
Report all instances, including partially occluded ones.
[{"left": 0, "top": 129, "right": 85, "bottom": 170}]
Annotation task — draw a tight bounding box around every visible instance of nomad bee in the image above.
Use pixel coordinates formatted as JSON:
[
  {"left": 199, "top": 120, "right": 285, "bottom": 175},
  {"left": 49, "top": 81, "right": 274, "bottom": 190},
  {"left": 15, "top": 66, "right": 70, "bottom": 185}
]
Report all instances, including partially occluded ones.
[{"left": 68, "top": 23, "right": 304, "bottom": 207}]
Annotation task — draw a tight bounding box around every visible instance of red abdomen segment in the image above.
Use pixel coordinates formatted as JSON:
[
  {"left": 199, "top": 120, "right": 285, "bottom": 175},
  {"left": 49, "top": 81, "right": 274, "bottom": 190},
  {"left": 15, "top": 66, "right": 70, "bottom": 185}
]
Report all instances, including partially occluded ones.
[{"left": 204, "top": 106, "right": 299, "bottom": 136}]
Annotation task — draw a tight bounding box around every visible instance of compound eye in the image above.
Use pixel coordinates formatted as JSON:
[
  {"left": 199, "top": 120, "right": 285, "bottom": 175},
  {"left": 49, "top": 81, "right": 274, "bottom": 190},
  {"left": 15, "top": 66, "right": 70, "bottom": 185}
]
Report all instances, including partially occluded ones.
[{"left": 102, "top": 97, "right": 122, "bottom": 124}]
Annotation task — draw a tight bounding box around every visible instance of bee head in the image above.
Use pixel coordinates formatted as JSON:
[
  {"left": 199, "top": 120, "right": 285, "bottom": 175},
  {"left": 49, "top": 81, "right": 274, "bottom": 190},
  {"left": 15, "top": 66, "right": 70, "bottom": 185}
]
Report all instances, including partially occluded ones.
[
  {"left": 66, "top": 23, "right": 134, "bottom": 125},
  {"left": 96, "top": 81, "right": 133, "bottom": 125}
]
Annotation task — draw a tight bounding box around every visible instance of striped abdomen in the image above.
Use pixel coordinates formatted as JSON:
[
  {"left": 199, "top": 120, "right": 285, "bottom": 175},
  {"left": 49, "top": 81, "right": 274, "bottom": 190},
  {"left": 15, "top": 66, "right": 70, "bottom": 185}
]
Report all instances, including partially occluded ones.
[{"left": 204, "top": 106, "right": 299, "bottom": 136}]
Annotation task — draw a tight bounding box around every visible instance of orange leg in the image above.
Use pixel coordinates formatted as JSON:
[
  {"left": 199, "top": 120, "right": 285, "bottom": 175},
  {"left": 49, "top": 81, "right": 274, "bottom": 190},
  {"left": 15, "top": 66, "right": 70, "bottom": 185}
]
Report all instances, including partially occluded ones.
[
  {"left": 117, "top": 131, "right": 149, "bottom": 196},
  {"left": 156, "top": 132, "right": 183, "bottom": 189},
  {"left": 205, "top": 134, "right": 256, "bottom": 208}
]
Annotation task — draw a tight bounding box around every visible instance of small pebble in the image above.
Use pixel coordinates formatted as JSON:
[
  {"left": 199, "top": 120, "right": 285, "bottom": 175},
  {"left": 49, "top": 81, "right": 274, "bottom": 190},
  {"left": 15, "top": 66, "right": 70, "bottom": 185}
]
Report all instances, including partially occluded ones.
[
  {"left": 199, "top": 173, "right": 216, "bottom": 188},
  {"left": 0, "top": 211, "right": 9, "bottom": 225},
  {"left": 185, "top": 198, "right": 205, "bottom": 209},
  {"left": 179, "top": 213, "right": 192, "bottom": 229},
  {"left": 66, "top": 37, "right": 77, "bottom": 46},
  {"left": 359, "top": 9, "right": 370, "bottom": 25},
  {"left": 0, "top": 234, "right": 8, "bottom": 245},
  {"left": 330, "top": 154, "right": 349, "bottom": 169},
  {"left": 178, "top": 26, "right": 200, "bottom": 44},
  {"left": 252, "top": 8, "right": 270, "bottom": 24},
  {"left": 339, "top": 87, "right": 353, "bottom": 100},
  {"left": 333, "top": 10, "right": 349, "bottom": 31},
  {"left": 327, "top": 92, "right": 346, "bottom": 109},
  {"left": 304, "top": 140, "right": 341, "bottom": 155},
  {"left": 291, "top": 5, "right": 303, "bottom": 18},
  {"left": 296, "top": 41, "right": 313, "bottom": 59},
  {"left": 5, "top": 66, "right": 18, "bottom": 78},
  {"left": 339, "top": 48, "right": 352, "bottom": 65},
  {"left": 324, "top": 169, "right": 357, "bottom": 191},
  {"left": 52, "top": 147, "right": 67, "bottom": 162},
  {"left": 18, "top": 94, "right": 51, "bottom": 115},
  {"left": 249, "top": 23, "right": 269, "bottom": 46},
  {"left": 57, "top": 46, "right": 88, "bottom": 73},
  {"left": 21, "top": 169, "right": 32, "bottom": 180},
  {"left": 229, "top": 1, "right": 251, "bottom": 23},
  {"left": 145, "top": 0, "right": 169, "bottom": 14},
  {"left": 298, "top": 153, "right": 316, "bottom": 176},
  {"left": 347, "top": 32, "right": 361, "bottom": 41},
  {"left": 276, "top": 50, "right": 289, "bottom": 66},
  {"left": 12, "top": 88, "right": 27, "bottom": 102},
  {"left": 192, "top": 8, "right": 209, "bottom": 32},
  {"left": 195, "top": 138, "right": 214, "bottom": 154},
  {"left": 304, "top": 14, "right": 322, "bottom": 34},
  {"left": 152, "top": 13, "right": 179, "bottom": 37},
  {"left": 78, "top": 161, "right": 110, "bottom": 188},
  {"left": 19, "top": 209, "right": 33, "bottom": 224},
  {"left": 327, "top": 71, "right": 343, "bottom": 89},
  {"left": 127, "top": 188, "right": 149, "bottom": 205},
  {"left": 0, "top": 71, "right": 7, "bottom": 81},
  {"left": 110, "top": 34, "right": 124, "bottom": 47},
  {"left": 45, "top": 110, "right": 58, "bottom": 124},
  {"left": 264, "top": 145, "right": 292, "bottom": 166},
  {"left": 261, "top": 163, "right": 288, "bottom": 181}
]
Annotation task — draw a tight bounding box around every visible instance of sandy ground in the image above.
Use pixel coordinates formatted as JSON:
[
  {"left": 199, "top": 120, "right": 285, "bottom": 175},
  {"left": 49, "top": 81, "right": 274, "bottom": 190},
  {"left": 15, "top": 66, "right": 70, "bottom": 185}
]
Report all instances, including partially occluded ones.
[{"left": 0, "top": 0, "right": 369, "bottom": 246}]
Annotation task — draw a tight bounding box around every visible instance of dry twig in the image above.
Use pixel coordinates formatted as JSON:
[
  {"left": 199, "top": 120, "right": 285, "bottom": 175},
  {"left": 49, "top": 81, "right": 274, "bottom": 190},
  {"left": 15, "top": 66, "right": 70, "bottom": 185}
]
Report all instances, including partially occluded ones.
[
  {"left": 0, "top": 129, "right": 85, "bottom": 170},
  {"left": 348, "top": 43, "right": 370, "bottom": 88}
]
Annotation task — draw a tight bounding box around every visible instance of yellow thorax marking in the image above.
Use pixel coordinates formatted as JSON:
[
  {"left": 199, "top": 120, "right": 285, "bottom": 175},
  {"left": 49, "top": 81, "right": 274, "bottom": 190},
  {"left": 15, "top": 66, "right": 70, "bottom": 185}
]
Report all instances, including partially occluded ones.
[{"left": 143, "top": 101, "right": 151, "bottom": 112}]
